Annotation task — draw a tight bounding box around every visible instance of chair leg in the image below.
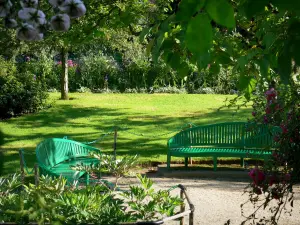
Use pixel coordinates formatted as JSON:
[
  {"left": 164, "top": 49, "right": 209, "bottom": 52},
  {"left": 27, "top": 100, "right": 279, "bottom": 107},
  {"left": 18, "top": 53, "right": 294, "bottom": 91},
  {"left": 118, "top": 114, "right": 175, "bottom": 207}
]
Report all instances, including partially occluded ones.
[
  {"left": 213, "top": 156, "right": 217, "bottom": 171},
  {"left": 185, "top": 157, "right": 188, "bottom": 168},
  {"left": 86, "top": 173, "right": 90, "bottom": 186},
  {"left": 167, "top": 153, "right": 171, "bottom": 170}
]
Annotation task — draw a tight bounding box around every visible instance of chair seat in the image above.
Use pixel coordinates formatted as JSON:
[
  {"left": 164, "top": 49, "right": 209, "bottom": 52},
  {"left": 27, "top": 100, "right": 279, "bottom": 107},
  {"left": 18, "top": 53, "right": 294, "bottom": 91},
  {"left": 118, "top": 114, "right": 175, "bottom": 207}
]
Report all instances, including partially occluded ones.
[{"left": 50, "top": 157, "right": 100, "bottom": 181}]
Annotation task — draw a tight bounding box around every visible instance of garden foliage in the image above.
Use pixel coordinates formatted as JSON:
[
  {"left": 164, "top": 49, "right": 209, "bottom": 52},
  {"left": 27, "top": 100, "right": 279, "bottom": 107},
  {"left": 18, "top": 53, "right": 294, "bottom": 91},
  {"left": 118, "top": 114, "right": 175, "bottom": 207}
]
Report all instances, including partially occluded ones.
[
  {"left": 0, "top": 56, "right": 48, "bottom": 119},
  {"left": 0, "top": 174, "right": 182, "bottom": 224}
]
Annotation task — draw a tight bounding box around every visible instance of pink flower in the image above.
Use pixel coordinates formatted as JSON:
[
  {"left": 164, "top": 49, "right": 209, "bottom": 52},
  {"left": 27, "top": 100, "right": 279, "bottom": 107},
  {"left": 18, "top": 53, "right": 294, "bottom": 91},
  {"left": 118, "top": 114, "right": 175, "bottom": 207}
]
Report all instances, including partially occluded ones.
[
  {"left": 249, "top": 168, "right": 265, "bottom": 185},
  {"left": 265, "top": 88, "right": 277, "bottom": 98},
  {"left": 263, "top": 115, "right": 269, "bottom": 124},
  {"left": 268, "top": 175, "right": 276, "bottom": 186},
  {"left": 265, "top": 107, "right": 271, "bottom": 114},
  {"left": 280, "top": 124, "right": 288, "bottom": 134},
  {"left": 252, "top": 111, "right": 257, "bottom": 117},
  {"left": 273, "top": 135, "right": 280, "bottom": 142}
]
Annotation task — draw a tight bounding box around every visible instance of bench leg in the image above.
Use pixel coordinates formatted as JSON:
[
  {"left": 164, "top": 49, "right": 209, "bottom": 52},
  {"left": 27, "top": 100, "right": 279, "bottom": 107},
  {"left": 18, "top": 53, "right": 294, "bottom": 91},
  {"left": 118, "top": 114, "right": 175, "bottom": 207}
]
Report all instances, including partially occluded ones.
[
  {"left": 240, "top": 157, "right": 244, "bottom": 168},
  {"left": 264, "top": 156, "right": 269, "bottom": 166},
  {"left": 167, "top": 153, "right": 171, "bottom": 170},
  {"left": 213, "top": 156, "right": 217, "bottom": 171},
  {"left": 189, "top": 157, "right": 193, "bottom": 165},
  {"left": 185, "top": 157, "right": 188, "bottom": 168}
]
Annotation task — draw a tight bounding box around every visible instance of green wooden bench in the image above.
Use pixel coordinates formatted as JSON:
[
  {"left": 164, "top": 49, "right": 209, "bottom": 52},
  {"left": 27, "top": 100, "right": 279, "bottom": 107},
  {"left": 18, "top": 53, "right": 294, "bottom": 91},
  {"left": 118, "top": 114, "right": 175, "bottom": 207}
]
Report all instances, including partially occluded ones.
[
  {"left": 36, "top": 138, "right": 101, "bottom": 184},
  {"left": 167, "top": 122, "right": 279, "bottom": 171}
]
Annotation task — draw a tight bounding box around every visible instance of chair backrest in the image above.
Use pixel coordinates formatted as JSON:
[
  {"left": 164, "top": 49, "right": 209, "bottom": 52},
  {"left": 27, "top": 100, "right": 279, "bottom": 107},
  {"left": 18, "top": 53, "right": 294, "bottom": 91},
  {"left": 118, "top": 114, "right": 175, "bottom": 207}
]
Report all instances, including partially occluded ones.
[
  {"left": 168, "top": 122, "right": 280, "bottom": 149},
  {"left": 169, "top": 122, "right": 246, "bottom": 148},
  {"left": 36, "top": 138, "right": 99, "bottom": 168}
]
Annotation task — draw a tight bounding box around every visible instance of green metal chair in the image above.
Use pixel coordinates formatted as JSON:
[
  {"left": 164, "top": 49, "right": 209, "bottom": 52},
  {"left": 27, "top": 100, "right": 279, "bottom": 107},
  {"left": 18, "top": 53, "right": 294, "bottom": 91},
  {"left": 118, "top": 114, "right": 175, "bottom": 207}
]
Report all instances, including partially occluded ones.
[{"left": 36, "top": 138, "right": 101, "bottom": 184}]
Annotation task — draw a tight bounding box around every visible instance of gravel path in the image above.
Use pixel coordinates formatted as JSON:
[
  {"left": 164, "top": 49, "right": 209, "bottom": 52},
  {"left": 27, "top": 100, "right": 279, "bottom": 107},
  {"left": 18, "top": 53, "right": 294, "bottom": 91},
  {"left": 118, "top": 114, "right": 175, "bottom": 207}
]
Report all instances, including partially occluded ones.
[{"left": 112, "top": 176, "right": 300, "bottom": 225}]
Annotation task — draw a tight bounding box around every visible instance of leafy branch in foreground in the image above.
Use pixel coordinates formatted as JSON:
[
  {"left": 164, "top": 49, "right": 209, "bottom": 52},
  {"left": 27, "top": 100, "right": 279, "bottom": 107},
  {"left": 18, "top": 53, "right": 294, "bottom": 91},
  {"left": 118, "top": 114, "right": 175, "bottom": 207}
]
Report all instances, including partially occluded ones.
[{"left": 71, "top": 153, "right": 139, "bottom": 190}]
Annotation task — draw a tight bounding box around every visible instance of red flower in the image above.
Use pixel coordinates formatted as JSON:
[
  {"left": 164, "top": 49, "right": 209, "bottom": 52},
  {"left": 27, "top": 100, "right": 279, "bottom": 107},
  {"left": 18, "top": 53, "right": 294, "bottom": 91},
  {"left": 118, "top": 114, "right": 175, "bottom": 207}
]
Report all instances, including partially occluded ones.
[
  {"left": 273, "top": 135, "right": 280, "bottom": 142},
  {"left": 265, "top": 107, "right": 271, "bottom": 114},
  {"left": 280, "top": 124, "right": 288, "bottom": 134},
  {"left": 268, "top": 175, "right": 276, "bottom": 186},
  {"left": 249, "top": 168, "right": 265, "bottom": 185}
]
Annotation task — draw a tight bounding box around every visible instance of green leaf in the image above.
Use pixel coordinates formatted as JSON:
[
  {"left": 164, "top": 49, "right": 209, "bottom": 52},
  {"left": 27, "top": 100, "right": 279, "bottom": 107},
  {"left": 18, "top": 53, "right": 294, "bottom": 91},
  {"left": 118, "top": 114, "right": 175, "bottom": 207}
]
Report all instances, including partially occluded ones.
[
  {"left": 210, "top": 63, "right": 220, "bottom": 74},
  {"left": 139, "top": 27, "right": 151, "bottom": 42},
  {"left": 287, "top": 21, "right": 300, "bottom": 66},
  {"left": 146, "top": 39, "right": 155, "bottom": 56},
  {"left": 205, "top": 0, "right": 236, "bottom": 28},
  {"left": 216, "top": 50, "right": 232, "bottom": 65},
  {"left": 243, "top": 0, "right": 269, "bottom": 18},
  {"left": 161, "top": 50, "right": 171, "bottom": 62},
  {"left": 169, "top": 53, "right": 181, "bottom": 70},
  {"left": 185, "top": 14, "right": 213, "bottom": 54},
  {"left": 238, "top": 75, "right": 257, "bottom": 100},
  {"left": 278, "top": 46, "right": 292, "bottom": 84},
  {"left": 161, "top": 39, "right": 175, "bottom": 50},
  {"left": 272, "top": 0, "right": 300, "bottom": 13},
  {"left": 262, "top": 33, "right": 276, "bottom": 49},
  {"left": 93, "top": 30, "right": 105, "bottom": 37},
  {"left": 259, "top": 58, "right": 269, "bottom": 78},
  {"left": 236, "top": 56, "right": 248, "bottom": 72},
  {"left": 177, "top": 62, "right": 190, "bottom": 78},
  {"left": 176, "top": 0, "right": 206, "bottom": 21},
  {"left": 152, "top": 34, "right": 165, "bottom": 63},
  {"left": 196, "top": 51, "right": 211, "bottom": 71}
]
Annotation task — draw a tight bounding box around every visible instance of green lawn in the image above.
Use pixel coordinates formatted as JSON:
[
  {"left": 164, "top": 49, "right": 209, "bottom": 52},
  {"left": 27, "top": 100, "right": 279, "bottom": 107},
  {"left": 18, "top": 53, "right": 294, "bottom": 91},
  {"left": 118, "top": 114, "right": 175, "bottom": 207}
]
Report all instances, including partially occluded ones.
[{"left": 0, "top": 93, "right": 252, "bottom": 175}]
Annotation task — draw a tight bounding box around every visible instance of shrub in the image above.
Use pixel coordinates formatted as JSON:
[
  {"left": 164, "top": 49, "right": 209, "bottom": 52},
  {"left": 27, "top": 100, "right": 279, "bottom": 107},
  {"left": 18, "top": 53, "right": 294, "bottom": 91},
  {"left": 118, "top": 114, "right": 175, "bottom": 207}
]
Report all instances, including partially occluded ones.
[
  {"left": 124, "top": 88, "right": 138, "bottom": 93},
  {"left": 153, "top": 86, "right": 187, "bottom": 94},
  {"left": 0, "top": 174, "right": 182, "bottom": 224},
  {"left": 0, "top": 57, "right": 49, "bottom": 119},
  {"left": 193, "top": 87, "right": 215, "bottom": 94},
  {"left": 76, "top": 86, "right": 91, "bottom": 93},
  {"left": 79, "top": 52, "right": 120, "bottom": 90},
  {"left": 17, "top": 51, "right": 56, "bottom": 89},
  {"left": 92, "top": 88, "right": 120, "bottom": 93}
]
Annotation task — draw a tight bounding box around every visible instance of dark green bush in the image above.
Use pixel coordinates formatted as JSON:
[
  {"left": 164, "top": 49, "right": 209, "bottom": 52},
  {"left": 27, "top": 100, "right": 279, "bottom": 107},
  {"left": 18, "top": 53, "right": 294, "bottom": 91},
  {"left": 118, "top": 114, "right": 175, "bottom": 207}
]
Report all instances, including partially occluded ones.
[{"left": 0, "top": 57, "right": 49, "bottom": 119}]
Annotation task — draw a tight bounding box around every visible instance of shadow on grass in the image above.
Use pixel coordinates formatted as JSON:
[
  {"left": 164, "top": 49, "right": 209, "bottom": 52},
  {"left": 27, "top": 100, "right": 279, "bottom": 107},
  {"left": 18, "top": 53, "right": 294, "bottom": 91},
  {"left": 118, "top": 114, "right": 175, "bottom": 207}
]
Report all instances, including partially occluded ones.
[{"left": 1, "top": 102, "right": 252, "bottom": 175}]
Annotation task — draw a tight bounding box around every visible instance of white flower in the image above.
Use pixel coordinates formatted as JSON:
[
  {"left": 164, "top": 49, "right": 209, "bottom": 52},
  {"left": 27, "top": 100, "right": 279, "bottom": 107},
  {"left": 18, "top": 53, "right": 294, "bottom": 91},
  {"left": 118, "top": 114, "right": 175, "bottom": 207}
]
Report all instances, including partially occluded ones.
[
  {"left": 17, "top": 23, "right": 43, "bottom": 41},
  {"left": 5, "top": 18, "right": 18, "bottom": 28},
  {"left": 48, "top": 0, "right": 69, "bottom": 7},
  {"left": 60, "top": 0, "right": 86, "bottom": 18},
  {"left": 0, "top": 6, "right": 7, "bottom": 17},
  {"left": 20, "top": 0, "right": 38, "bottom": 8},
  {"left": 18, "top": 8, "right": 44, "bottom": 20},
  {"left": 50, "top": 13, "right": 70, "bottom": 31},
  {"left": 0, "top": 0, "right": 12, "bottom": 18},
  {"left": 18, "top": 8, "right": 46, "bottom": 27}
]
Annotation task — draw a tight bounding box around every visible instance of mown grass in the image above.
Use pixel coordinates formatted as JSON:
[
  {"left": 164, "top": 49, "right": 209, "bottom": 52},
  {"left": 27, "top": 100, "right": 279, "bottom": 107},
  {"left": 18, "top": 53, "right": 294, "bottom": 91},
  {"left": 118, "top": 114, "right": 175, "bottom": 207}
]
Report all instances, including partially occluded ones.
[{"left": 0, "top": 93, "right": 252, "bottom": 175}]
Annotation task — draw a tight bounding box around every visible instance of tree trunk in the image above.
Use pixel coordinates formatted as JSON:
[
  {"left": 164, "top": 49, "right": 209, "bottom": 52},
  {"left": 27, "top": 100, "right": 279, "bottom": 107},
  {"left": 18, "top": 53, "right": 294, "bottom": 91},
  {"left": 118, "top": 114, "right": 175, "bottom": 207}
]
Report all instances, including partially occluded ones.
[{"left": 60, "top": 47, "right": 69, "bottom": 100}]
